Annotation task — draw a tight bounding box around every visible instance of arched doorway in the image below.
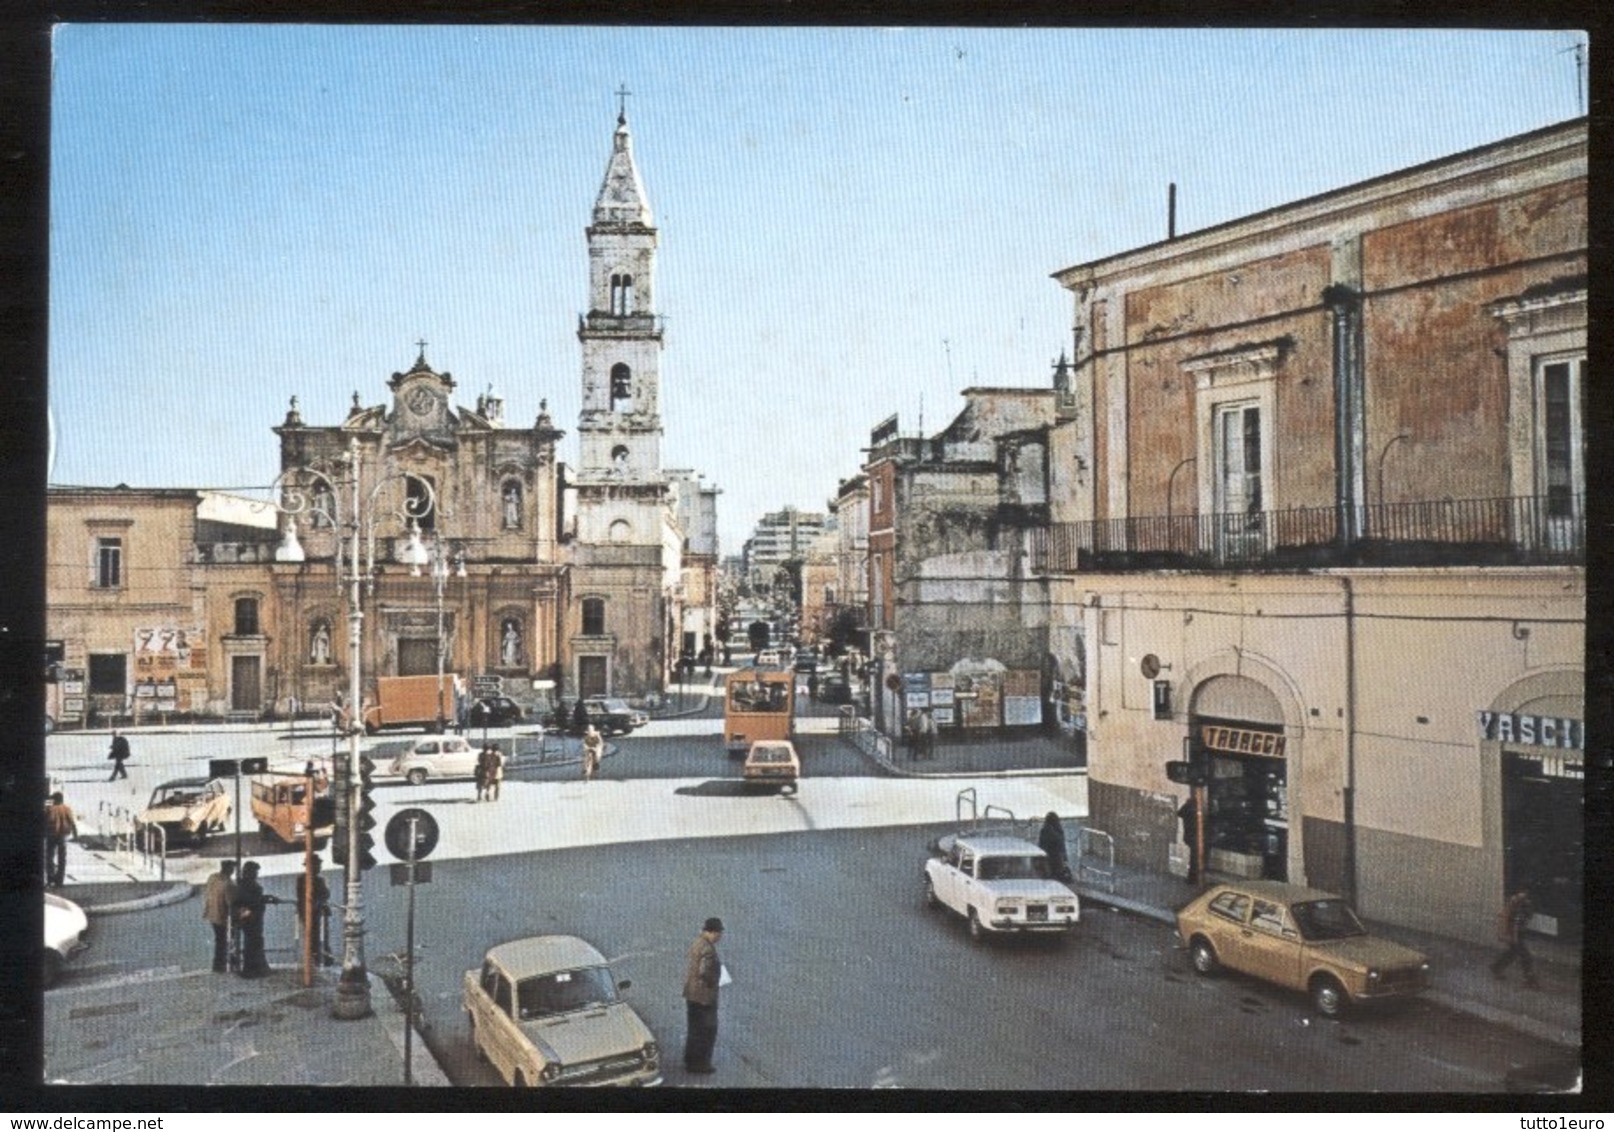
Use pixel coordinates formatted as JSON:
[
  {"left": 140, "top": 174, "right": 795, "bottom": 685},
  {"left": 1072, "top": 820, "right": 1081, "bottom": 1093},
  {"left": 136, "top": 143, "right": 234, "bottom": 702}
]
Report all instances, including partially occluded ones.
[{"left": 1190, "top": 675, "right": 1289, "bottom": 882}]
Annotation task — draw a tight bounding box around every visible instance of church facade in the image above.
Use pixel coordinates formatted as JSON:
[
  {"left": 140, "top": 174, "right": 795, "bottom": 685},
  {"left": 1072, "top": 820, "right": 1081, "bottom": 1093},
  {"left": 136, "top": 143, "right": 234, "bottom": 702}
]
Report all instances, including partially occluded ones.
[{"left": 45, "top": 108, "right": 708, "bottom": 724}]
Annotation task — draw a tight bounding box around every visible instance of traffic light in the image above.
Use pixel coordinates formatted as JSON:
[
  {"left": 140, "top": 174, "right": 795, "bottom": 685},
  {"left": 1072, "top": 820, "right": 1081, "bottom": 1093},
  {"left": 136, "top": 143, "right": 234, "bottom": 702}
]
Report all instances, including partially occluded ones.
[
  {"left": 356, "top": 754, "right": 378, "bottom": 871},
  {"left": 330, "top": 757, "right": 351, "bottom": 867}
]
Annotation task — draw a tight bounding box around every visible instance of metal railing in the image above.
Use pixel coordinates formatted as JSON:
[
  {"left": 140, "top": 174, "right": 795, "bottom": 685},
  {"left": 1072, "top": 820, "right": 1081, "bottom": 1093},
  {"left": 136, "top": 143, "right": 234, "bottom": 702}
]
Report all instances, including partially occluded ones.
[
  {"left": 1030, "top": 494, "right": 1584, "bottom": 573},
  {"left": 1075, "top": 827, "right": 1116, "bottom": 893}
]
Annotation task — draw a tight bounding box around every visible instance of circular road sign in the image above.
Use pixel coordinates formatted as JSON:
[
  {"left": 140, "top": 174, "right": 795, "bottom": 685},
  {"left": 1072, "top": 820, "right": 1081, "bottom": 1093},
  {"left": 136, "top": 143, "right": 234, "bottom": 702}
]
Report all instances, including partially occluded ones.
[{"left": 384, "top": 808, "right": 440, "bottom": 862}]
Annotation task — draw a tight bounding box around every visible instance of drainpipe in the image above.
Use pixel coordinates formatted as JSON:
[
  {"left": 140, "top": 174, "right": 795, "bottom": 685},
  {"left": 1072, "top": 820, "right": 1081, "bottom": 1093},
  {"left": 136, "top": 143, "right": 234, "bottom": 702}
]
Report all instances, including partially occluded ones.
[
  {"left": 1323, "top": 285, "right": 1364, "bottom": 549},
  {"left": 1341, "top": 575, "right": 1358, "bottom": 906}
]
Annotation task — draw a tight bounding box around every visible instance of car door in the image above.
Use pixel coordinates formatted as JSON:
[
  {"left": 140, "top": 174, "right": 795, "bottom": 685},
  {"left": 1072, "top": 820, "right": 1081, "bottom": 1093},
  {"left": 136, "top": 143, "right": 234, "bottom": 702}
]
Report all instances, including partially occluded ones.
[
  {"left": 1202, "top": 889, "right": 1254, "bottom": 973},
  {"left": 1245, "top": 896, "right": 1304, "bottom": 989},
  {"left": 442, "top": 740, "right": 477, "bottom": 778},
  {"left": 481, "top": 965, "right": 521, "bottom": 1083}
]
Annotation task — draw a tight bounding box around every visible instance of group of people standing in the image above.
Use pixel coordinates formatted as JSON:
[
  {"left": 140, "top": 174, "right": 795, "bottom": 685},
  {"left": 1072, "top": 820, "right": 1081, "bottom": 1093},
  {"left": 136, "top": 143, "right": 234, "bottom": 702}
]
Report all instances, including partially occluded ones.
[
  {"left": 200, "top": 857, "right": 330, "bottom": 977},
  {"left": 474, "top": 744, "right": 505, "bottom": 802}
]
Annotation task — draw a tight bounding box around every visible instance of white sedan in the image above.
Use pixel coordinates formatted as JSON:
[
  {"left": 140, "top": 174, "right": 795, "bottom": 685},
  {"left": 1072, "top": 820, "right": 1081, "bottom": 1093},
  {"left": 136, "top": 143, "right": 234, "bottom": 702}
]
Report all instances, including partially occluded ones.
[
  {"left": 464, "top": 935, "right": 661, "bottom": 1087},
  {"left": 388, "top": 736, "right": 479, "bottom": 785},
  {"left": 924, "top": 833, "right": 1080, "bottom": 940},
  {"left": 45, "top": 892, "right": 90, "bottom": 987}
]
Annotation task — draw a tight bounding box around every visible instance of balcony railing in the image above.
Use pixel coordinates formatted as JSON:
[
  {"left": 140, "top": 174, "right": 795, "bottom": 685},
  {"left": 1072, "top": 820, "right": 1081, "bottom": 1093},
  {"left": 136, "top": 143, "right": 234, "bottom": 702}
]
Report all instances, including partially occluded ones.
[{"left": 1029, "top": 495, "right": 1584, "bottom": 573}]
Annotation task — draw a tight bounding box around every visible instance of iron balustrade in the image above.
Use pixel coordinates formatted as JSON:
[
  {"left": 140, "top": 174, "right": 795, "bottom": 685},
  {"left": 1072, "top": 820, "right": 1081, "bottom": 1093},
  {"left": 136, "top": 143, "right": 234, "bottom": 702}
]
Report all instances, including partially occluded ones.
[{"left": 1029, "top": 494, "right": 1583, "bottom": 573}]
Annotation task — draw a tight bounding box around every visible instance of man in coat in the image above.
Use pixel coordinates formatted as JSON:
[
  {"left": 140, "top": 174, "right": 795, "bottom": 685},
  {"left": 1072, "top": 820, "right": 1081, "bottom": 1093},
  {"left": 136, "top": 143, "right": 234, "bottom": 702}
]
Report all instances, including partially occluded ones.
[
  {"left": 1491, "top": 887, "right": 1539, "bottom": 988},
  {"left": 44, "top": 792, "right": 77, "bottom": 888},
  {"left": 682, "top": 916, "right": 725, "bottom": 1074},
  {"left": 107, "top": 730, "right": 131, "bottom": 780},
  {"left": 233, "top": 861, "right": 278, "bottom": 978},
  {"left": 202, "top": 860, "right": 237, "bottom": 972}
]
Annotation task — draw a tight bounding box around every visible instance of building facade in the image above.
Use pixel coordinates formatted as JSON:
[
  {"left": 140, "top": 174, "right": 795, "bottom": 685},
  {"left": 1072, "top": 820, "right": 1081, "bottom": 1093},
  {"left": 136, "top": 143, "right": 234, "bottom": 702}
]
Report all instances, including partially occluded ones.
[{"left": 1036, "top": 119, "right": 1586, "bottom": 944}]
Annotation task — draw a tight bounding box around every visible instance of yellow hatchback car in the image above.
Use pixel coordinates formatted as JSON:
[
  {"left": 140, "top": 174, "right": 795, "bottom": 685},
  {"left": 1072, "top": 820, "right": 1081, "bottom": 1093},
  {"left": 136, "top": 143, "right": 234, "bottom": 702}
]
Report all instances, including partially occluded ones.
[{"left": 1175, "top": 880, "right": 1429, "bottom": 1017}]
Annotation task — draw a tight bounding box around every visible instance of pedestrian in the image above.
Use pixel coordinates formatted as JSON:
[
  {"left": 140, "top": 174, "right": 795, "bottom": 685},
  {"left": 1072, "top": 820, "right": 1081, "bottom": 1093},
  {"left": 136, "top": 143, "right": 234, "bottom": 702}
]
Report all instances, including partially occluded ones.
[
  {"left": 233, "top": 860, "right": 279, "bottom": 978},
  {"left": 572, "top": 698, "right": 589, "bottom": 736},
  {"left": 1177, "top": 795, "right": 1201, "bottom": 884},
  {"left": 682, "top": 916, "right": 725, "bottom": 1074},
  {"left": 1491, "top": 887, "right": 1539, "bottom": 988},
  {"left": 1038, "top": 811, "right": 1073, "bottom": 883},
  {"left": 44, "top": 791, "right": 77, "bottom": 888},
  {"left": 478, "top": 744, "right": 504, "bottom": 802},
  {"left": 298, "top": 856, "right": 331, "bottom": 967},
  {"left": 582, "top": 726, "right": 602, "bottom": 782},
  {"left": 904, "top": 710, "right": 920, "bottom": 760},
  {"left": 917, "top": 709, "right": 937, "bottom": 760},
  {"left": 107, "top": 729, "right": 131, "bottom": 780},
  {"left": 807, "top": 671, "right": 818, "bottom": 702},
  {"left": 202, "top": 860, "right": 237, "bottom": 972}
]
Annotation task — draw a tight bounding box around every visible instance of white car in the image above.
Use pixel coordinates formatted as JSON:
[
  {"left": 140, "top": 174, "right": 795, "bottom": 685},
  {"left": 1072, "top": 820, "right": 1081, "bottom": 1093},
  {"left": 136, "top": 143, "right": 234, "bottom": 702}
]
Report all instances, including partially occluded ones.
[
  {"left": 923, "top": 833, "right": 1080, "bottom": 940},
  {"left": 389, "top": 736, "right": 479, "bottom": 785},
  {"left": 743, "top": 739, "right": 800, "bottom": 793},
  {"left": 464, "top": 935, "right": 661, "bottom": 1087},
  {"left": 44, "top": 892, "right": 90, "bottom": 987}
]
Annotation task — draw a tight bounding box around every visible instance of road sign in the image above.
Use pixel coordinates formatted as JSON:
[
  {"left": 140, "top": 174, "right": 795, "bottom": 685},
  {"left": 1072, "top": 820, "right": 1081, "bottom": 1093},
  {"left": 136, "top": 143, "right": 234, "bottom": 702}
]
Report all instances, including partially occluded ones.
[
  {"left": 471, "top": 675, "right": 503, "bottom": 696},
  {"left": 390, "top": 861, "right": 433, "bottom": 886},
  {"left": 384, "top": 807, "right": 440, "bottom": 862}
]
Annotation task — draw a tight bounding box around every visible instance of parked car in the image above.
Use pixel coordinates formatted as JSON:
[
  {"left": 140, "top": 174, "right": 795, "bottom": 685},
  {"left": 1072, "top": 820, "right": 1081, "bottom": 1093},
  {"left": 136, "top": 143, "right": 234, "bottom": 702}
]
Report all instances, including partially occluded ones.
[
  {"left": 792, "top": 652, "right": 819, "bottom": 674},
  {"left": 1175, "top": 880, "right": 1430, "bottom": 1017},
  {"left": 742, "top": 739, "right": 800, "bottom": 794},
  {"left": 754, "top": 649, "right": 783, "bottom": 668},
  {"left": 463, "top": 934, "right": 661, "bottom": 1087},
  {"left": 468, "top": 696, "right": 526, "bottom": 728},
  {"left": 389, "top": 736, "right": 479, "bottom": 785},
  {"left": 134, "top": 776, "right": 232, "bottom": 852},
  {"left": 923, "top": 833, "right": 1080, "bottom": 940},
  {"left": 577, "top": 698, "right": 647, "bottom": 736},
  {"left": 819, "top": 676, "right": 854, "bottom": 705},
  {"left": 44, "top": 892, "right": 90, "bottom": 987}
]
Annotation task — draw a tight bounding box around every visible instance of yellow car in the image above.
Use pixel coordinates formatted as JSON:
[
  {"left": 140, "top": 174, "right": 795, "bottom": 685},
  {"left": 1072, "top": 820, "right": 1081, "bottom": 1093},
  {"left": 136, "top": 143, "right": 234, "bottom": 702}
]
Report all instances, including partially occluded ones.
[{"left": 1175, "top": 880, "right": 1429, "bottom": 1017}]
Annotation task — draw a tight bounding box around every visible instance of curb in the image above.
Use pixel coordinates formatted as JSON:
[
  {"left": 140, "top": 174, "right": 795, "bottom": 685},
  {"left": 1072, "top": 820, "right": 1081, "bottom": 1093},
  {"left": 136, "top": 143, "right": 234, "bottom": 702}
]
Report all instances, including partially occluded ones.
[{"left": 81, "top": 881, "right": 194, "bottom": 916}]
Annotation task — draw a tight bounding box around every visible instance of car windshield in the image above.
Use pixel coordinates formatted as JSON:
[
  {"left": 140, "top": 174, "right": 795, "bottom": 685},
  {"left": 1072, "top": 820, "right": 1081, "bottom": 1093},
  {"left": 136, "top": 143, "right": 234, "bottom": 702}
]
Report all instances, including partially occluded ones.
[
  {"left": 516, "top": 966, "right": 619, "bottom": 1019},
  {"left": 977, "top": 855, "right": 1050, "bottom": 881},
  {"left": 1290, "top": 899, "right": 1367, "bottom": 941}
]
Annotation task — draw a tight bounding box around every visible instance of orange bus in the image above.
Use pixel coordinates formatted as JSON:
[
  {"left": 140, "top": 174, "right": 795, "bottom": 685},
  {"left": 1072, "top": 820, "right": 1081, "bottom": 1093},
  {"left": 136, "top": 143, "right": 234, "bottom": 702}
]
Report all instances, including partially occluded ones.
[{"left": 723, "top": 668, "right": 795, "bottom": 757}]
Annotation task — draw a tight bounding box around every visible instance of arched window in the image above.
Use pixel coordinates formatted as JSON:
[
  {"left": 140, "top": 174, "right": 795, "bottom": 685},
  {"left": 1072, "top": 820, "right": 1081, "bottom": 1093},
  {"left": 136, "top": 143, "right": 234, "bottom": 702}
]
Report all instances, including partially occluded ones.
[
  {"left": 501, "top": 480, "right": 523, "bottom": 529},
  {"left": 234, "top": 597, "right": 260, "bottom": 636},
  {"left": 610, "top": 273, "right": 635, "bottom": 316},
  {"left": 582, "top": 598, "right": 606, "bottom": 636},
  {"left": 610, "top": 363, "right": 633, "bottom": 406},
  {"left": 609, "top": 519, "right": 631, "bottom": 544},
  {"left": 611, "top": 445, "right": 630, "bottom": 471}
]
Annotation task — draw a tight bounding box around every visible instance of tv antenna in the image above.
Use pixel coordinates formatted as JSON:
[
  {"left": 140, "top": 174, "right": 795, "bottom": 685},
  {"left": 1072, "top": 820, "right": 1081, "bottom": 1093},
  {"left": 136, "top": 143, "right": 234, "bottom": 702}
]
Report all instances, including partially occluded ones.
[{"left": 1558, "top": 37, "right": 1587, "bottom": 117}]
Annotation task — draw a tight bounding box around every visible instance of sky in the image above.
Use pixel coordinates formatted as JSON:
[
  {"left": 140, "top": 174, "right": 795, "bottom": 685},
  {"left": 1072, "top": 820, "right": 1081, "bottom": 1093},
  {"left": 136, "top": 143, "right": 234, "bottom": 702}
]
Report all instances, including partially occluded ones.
[{"left": 47, "top": 25, "right": 1588, "bottom": 553}]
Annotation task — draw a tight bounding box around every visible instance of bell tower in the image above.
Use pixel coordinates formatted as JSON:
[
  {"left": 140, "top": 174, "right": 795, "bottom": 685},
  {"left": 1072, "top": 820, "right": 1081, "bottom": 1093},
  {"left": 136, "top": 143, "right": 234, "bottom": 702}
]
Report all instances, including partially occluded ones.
[{"left": 577, "top": 99, "right": 663, "bottom": 478}]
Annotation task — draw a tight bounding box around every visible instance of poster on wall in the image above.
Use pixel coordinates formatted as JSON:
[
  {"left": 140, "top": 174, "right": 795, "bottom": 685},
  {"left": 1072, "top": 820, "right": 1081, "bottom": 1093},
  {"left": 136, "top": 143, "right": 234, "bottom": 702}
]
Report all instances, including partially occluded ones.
[
  {"left": 956, "top": 672, "right": 1002, "bottom": 728},
  {"left": 930, "top": 674, "right": 955, "bottom": 709},
  {"left": 902, "top": 671, "right": 930, "bottom": 711},
  {"left": 1002, "top": 669, "right": 1042, "bottom": 726}
]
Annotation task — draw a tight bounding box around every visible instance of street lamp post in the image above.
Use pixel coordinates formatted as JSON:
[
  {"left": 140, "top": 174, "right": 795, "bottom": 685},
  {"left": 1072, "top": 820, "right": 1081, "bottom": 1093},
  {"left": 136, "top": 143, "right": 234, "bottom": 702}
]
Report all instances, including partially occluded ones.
[
  {"left": 419, "top": 535, "right": 466, "bottom": 735},
  {"left": 272, "top": 436, "right": 433, "bottom": 1021}
]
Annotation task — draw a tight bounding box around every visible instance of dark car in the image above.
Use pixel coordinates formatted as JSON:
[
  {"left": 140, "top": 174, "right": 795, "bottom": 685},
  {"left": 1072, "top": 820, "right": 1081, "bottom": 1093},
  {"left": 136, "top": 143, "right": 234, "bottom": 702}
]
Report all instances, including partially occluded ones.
[
  {"left": 819, "top": 676, "right": 854, "bottom": 705},
  {"left": 570, "top": 698, "right": 648, "bottom": 737},
  {"left": 468, "top": 696, "right": 526, "bottom": 728}
]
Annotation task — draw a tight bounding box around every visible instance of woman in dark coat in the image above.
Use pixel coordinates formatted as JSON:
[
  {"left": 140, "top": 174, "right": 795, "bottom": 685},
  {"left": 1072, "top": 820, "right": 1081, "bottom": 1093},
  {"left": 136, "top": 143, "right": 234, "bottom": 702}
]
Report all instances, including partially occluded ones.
[
  {"left": 1038, "top": 812, "right": 1072, "bottom": 883},
  {"left": 234, "top": 861, "right": 276, "bottom": 977}
]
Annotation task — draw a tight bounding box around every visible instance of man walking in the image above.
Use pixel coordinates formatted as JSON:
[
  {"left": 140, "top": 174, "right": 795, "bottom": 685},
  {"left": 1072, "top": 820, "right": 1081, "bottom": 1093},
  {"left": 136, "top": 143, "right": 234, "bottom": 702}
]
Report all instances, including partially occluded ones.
[
  {"left": 107, "top": 730, "right": 131, "bottom": 780},
  {"left": 682, "top": 916, "right": 725, "bottom": 1074},
  {"left": 44, "top": 792, "right": 77, "bottom": 888},
  {"left": 1491, "top": 887, "right": 1539, "bottom": 988},
  {"left": 582, "top": 726, "right": 603, "bottom": 782},
  {"left": 202, "top": 860, "right": 237, "bottom": 972},
  {"left": 298, "top": 856, "right": 331, "bottom": 967}
]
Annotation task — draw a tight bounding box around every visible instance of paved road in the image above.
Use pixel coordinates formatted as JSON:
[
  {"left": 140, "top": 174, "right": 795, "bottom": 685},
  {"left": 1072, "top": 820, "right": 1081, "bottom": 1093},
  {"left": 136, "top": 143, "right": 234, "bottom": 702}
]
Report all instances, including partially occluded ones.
[{"left": 59, "top": 824, "right": 1545, "bottom": 1092}]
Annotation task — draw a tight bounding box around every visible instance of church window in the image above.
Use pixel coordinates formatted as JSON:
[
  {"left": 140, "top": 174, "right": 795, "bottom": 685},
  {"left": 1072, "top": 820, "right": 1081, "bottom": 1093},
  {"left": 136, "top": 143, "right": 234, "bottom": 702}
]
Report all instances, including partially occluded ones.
[
  {"left": 582, "top": 598, "right": 606, "bottom": 636},
  {"left": 610, "top": 363, "right": 633, "bottom": 407},
  {"left": 609, "top": 519, "right": 632, "bottom": 544},
  {"left": 406, "top": 474, "right": 437, "bottom": 531},
  {"left": 611, "top": 445, "right": 630, "bottom": 470},
  {"left": 610, "top": 273, "right": 635, "bottom": 316},
  {"left": 234, "top": 597, "right": 260, "bottom": 636}
]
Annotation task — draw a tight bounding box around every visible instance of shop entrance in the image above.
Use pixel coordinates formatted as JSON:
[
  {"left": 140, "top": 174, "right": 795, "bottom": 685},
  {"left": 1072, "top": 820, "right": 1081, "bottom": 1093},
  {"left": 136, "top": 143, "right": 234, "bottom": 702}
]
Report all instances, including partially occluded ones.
[
  {"left": 1196, "top": 718, "right": 1288, "bottom": 882},
  {"left": 1502, "top": 750, "right": 1582, "bottom": 940}
]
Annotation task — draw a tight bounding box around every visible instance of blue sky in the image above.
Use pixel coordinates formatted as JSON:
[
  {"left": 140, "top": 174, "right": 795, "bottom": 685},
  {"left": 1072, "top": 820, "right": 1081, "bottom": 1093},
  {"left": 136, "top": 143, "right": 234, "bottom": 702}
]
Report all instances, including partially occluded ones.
[{"left": 48, "top": 25, "right": 1586, "bottom": 552}]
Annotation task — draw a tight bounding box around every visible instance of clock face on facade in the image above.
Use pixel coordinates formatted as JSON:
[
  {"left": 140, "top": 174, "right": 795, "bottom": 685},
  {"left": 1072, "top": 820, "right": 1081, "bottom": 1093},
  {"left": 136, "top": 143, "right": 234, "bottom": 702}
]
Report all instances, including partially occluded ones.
[{"left": 407, "top": 387, "right": 436, "bottom": 417}]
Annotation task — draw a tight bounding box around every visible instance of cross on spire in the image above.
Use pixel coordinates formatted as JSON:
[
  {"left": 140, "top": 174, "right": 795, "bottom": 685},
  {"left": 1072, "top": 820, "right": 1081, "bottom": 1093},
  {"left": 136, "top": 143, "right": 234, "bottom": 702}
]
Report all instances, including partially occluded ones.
[
  {"left": 615, "top": 82, "right": 632, "bottom": 124},
  {"left": 416, "top": 337, "right": 428, "bottom": 356}
]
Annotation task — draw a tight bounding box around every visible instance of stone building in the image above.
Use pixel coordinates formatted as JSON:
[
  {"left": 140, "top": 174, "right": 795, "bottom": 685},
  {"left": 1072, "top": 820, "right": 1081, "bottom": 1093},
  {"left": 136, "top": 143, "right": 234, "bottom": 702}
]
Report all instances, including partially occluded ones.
[
  {"left": 1035, "top": 118, "right": 1586, "bottom": 944},
  {"left": 863, "top": 389, "right": 1057, "bottom": 736}
]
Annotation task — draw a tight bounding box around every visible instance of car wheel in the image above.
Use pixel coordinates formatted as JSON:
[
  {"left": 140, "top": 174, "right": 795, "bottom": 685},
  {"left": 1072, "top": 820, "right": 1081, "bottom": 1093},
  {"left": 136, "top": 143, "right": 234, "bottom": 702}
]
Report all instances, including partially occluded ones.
[
  {"left": 967, "top": 908, "right": 986, "bottom": 941},
  {"left": 923, "top": 876, "right": 939, "bottom": 909},
  {"left": 1311, "top": 975, "right": 1348, "bottom": 1018},
  {"left": 407, "top": 768, "right": 428, "bottom": 786},
  {"left": 512, "top": 1070, "right": 528, "bottom": 1088},
  {"left": 1189, "top": 937, "right": 1219, "bottom": 976},
  {"left": 43, "top": 950, "right": 62, "bottom": 989}
]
